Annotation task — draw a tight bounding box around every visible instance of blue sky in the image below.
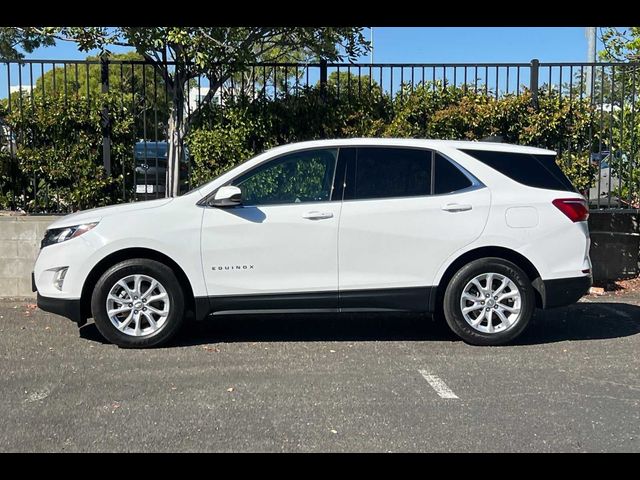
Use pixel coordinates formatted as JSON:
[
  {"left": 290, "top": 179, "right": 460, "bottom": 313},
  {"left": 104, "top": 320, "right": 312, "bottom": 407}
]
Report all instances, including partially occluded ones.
[
  {"left": 21, "top": 27, "right": 601, "bottom": 63},
  {"left": 358, "top": 27, "right": 601, "bottom": 63}
]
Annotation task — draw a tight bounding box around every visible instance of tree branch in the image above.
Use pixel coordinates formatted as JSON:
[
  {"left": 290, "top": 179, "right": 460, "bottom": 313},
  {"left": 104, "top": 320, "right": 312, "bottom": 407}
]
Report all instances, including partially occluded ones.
[
  {"left": 184, "top": 72, "right": 233, "bottom": 129},
  {"left": 18, "top": 27, "right": 133, "bottom": 49}
]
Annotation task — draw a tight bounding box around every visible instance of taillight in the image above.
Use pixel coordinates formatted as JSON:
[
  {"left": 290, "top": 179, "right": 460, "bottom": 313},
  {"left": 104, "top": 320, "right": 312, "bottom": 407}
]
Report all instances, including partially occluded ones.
[{"left": 552, "top": 198, "right": 589, "bottom": 222}]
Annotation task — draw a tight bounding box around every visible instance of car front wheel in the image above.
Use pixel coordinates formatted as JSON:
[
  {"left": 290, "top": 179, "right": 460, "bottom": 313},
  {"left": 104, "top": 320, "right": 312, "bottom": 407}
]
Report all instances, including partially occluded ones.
[
  {"left": 443, "top": 257, "right": 535, "bottom": 346},
  {"left": 91, "top": 258, "right": 185, "bottom": 348}
]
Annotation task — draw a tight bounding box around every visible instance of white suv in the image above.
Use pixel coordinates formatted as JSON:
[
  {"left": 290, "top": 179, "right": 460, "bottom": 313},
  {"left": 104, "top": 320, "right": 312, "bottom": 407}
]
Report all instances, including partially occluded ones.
[{"left": 33, "top": 139, "right": 592, "bottom": 348}]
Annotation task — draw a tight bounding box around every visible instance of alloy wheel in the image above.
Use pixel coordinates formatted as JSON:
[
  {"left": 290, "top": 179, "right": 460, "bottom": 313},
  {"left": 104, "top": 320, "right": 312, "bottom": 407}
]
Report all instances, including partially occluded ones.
[
  {"left": 459, "top": 272, "right": 522, "bottom": 334},
  {"left": 106, "top": 274, "right": 170, "bottom": 337}
]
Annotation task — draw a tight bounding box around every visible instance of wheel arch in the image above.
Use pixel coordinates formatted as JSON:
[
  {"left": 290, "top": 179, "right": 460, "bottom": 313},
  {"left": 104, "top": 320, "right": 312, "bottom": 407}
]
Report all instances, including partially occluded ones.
[
  {"left": 432, "top": 246, "right": 545, "bottom": 311},
  {"left": 80, "top": 247, "right": 207, "bottom": 323}
]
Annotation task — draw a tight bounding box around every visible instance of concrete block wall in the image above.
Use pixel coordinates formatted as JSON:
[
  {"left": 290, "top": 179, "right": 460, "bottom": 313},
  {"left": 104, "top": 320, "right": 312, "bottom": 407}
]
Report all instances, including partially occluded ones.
[
  {"left": 588, "top": 211, "right": 640, "bottom": 283},
  {"left": 0, "top": 216, "right": 59, "bottom": 297}
]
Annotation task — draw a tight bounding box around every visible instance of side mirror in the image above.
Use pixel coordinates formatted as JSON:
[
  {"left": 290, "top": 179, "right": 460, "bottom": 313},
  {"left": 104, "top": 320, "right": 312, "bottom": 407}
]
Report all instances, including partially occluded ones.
[{"left": 210, "top": 185, "right": 242, "bottom": 207}]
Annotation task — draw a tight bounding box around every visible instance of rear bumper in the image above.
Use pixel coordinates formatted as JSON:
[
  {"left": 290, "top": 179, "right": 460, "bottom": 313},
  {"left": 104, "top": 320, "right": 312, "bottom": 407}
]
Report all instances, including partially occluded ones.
[
  {"left": 542, "top": 275, "right": 592, "bottom": 308},
  {"left": 37, "top": 293, "right": 84, "bottom": 325}
]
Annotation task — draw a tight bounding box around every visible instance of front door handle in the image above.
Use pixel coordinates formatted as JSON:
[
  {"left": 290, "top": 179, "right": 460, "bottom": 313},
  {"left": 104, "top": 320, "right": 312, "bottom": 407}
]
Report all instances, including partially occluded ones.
[
  {"left": 302, "top": 211, "right": 334, "bottom": 220},
  {"left": 441, "top": 203, "right": 473, "bottom": 212}
]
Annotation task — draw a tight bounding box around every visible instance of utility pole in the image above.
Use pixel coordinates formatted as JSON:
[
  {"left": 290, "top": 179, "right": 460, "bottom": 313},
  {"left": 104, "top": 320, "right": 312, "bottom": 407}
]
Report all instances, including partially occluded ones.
[{"left": 585, "top": 27, "right": 597, "bottom": 96}]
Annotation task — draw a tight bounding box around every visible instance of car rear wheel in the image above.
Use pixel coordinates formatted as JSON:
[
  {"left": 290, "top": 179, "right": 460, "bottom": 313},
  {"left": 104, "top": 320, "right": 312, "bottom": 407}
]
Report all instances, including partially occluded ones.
[
  {"left": 443, "top": 257, "right": 535, "bottom": 346},
  {"left": 91, "top": 258, "right": 185, "bottom": 348}
]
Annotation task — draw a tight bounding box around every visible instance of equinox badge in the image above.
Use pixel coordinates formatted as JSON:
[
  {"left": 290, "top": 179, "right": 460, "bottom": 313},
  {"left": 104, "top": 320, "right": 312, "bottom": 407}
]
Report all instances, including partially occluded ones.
[{"left": 212, "top": 265, "right": 255, "bottom": 271}]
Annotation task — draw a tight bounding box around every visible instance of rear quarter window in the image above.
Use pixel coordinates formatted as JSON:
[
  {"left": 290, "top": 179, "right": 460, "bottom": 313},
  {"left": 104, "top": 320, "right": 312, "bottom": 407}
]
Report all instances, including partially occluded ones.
[
  {"left": 460, "top": 149, "right": 576, "bottom": 192},
  {"left": 434, "top": 153, "right": 473, "bottom": 194}
]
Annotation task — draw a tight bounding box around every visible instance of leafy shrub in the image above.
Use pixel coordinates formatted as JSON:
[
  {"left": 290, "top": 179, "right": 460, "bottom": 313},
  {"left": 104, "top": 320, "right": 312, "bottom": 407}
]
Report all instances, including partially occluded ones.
[
  {"left": 187, "top": 107, "right": 266, "bottom": 187},
  {"left": 187, "top": 81, "right": 599, "bottom": 195},
  {"left": 1, "top": 92, "right": 135, "bottom": 211},
  {"left": 558, "top": 153, "right": 598, "bottom": 194},
  {"left": 186, "top": 73, "right": 392, "bottom": 184},
  {"left": 2, "top": 75, "right": 608, "bottom": 212}
]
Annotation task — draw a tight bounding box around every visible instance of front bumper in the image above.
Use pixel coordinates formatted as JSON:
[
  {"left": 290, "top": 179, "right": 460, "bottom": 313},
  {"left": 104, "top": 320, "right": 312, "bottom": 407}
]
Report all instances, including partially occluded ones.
[
  {"left": 542, "top": 275, "right": 593, "bottom": 308},
  {"left": 36, "top": 293, "right": 85, "bottom": 325}
]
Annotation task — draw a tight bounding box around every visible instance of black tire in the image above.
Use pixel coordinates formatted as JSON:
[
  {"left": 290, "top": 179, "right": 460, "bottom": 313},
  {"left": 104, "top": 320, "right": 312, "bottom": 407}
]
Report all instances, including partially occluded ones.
[
  {"left": 442, "top": 257, "right": 535, "bottom": 346},
  {"left": 91, "top": 258, "right": 185, "bottom": 348}
]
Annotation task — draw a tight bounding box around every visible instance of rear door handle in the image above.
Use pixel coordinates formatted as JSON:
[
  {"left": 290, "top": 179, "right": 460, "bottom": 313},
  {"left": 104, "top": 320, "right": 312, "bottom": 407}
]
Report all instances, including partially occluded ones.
[
  {"left": 441, "top": 203, "right": 472, "bottom": 212},
  {"left": 302, "top": 211, "right": 334, "bottom": 220}
]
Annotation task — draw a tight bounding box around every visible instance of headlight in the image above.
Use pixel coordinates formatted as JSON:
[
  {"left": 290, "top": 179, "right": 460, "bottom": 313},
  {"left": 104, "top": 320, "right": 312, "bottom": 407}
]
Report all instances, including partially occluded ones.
[{"left": 41, "top": 222, "right": 98, "bottom": 249}]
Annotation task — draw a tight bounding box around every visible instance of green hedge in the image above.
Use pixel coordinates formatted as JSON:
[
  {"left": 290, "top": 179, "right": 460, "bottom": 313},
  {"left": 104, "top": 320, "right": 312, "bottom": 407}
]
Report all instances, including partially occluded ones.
[
  {"left": 1, "top": 92, "right": 136, "bottom": 211},
  {"left": 1, "top": 78, "right": 606, "bottom": 212},
  {"left": 186, "top": 82, "right": 599, "bottom": 194}
]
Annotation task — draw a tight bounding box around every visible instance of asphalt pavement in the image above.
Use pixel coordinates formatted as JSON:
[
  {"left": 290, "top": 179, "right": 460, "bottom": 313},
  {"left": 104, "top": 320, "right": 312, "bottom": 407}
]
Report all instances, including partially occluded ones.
[{"left": 0, "top": 292, "right": 638, "bottom": 452}]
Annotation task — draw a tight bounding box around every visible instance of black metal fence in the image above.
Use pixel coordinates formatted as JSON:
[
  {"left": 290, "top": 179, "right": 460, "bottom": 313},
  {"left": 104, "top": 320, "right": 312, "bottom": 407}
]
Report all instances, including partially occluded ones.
[{"left": 1, "top": 58, "right": 639, "bottom": 213}]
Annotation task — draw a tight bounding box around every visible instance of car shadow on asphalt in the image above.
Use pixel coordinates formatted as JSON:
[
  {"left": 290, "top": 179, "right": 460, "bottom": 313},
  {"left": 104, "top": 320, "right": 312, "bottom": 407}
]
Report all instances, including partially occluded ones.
[
  {"left": 513, "top": 301, "right": 640, "bottom": 346},
  {"left": 78, "top": 301, "right": 640, "bottom": 347}
]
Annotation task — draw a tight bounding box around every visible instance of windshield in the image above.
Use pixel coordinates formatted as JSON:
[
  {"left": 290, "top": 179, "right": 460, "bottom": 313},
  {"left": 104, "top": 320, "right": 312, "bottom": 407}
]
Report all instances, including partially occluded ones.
[{"left": 135, "top": 142, "right": 168, "bottom": 159}]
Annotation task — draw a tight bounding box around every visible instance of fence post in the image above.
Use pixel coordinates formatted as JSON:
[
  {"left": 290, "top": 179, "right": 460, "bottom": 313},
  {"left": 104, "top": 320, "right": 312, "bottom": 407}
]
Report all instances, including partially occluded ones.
[
  {"left": 100, "top": 56, "right": 111, "bottom": 175},
  {"left": 530, "top": 58, "right": 539, "bottom": 109},
  {"left": 319, "top": 59, "right": 328, "bottom": 101}
]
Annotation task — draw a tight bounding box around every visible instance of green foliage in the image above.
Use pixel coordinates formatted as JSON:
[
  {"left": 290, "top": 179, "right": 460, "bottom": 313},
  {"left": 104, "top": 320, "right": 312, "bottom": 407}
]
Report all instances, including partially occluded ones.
[
  {"left": 256, "top": 80, "right": 391, "bottom": 141},
  {"left": 0, "top": 27, "right": 55, "bottom": 58},
  {"left": 599, "top": 27, "right": 640, "bottom": 62},
  {"left": 323, "top": 71, "right": 392, "bottom": 137},
  {"left": 7, "top": 27, "right": 370, "bottom": 78},
  {"left": 612, "top": 168, "right": 640, "bottom": 208},
  {"left": 0, "top": 92, "right": 135, "bottom": 211},
  {"left": 31, "top": 52, "right": 170, "bottom": 139},
  {"left": 1, "top": 74, "right": 619, "bottom": 212},
  {"left": 365, "top": 83, "right": 599, "bottom": 194},
  {"left": 184, "top": 81, "right": 601, "bottom": 198},
  {"left": 1, "top": 27, "right": 372, "bottom": 196},
  {"left": 385, "top": 82, "right": 476, "bottom": 138},
  {"left": 558, "top": 153, "right": 598, "bottom": 193},
  {"left": 593, "top": 27, "right": 640, "bottom": 206},
  {"left": 606, "top": 106, "right": 640, "bottom": 207},
  {"left": 36, "top": 52, "right": 138, "bottom": 95},
  {"left": 384, "top": 83, "right": 594, "bottom": 149},
  {"left": 186, "top": 73, "right": 391, "bottom": 184},
  {"left": 186, "top": 107, "right": 266, "bottom": 187}
]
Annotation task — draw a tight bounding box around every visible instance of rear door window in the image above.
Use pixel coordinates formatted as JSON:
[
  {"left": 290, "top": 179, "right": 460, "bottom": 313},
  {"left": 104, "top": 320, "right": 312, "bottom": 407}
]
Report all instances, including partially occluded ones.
[
  {"left": 339, "top": 147, "right": 478, "bottom": 200},
  {"left": 352, "top": 147, "right": 431, "bottom": 200}
]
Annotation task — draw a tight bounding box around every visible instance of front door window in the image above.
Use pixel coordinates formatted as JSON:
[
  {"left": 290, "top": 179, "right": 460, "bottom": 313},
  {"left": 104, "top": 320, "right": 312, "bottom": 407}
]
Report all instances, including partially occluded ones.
[{"left": 232, "top": 148, "right": 338, "bottom": 206}]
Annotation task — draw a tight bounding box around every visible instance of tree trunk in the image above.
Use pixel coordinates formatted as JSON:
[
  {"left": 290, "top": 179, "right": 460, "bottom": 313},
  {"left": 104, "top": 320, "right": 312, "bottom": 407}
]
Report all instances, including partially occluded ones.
[
  {"left": 166, "top": 80, "right": 185, "bottom": 198},
  {"left": 165, "top": 70, "right": 227, "bottom": 197}
]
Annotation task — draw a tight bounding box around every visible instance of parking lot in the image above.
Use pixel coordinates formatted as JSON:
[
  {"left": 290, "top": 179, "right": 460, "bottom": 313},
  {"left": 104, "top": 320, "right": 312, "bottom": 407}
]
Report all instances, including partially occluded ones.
[{"left": 0, "top": 291, "right": 638, "bottom": 452}]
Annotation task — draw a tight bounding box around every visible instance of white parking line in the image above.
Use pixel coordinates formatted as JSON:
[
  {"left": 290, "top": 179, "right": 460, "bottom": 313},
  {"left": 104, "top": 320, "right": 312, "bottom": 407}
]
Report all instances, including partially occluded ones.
[{"left": 419, "top": 370, "right": 459, "bottom": 399}]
